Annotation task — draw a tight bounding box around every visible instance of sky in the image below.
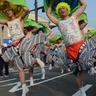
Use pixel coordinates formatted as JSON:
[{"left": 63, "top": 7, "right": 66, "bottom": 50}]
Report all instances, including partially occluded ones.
[{"left": 25, "top": 0, "right": 96, "bottom": 33}]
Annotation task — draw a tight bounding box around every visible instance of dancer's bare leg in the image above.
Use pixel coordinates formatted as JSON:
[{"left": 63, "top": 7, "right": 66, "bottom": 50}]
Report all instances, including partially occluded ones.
[
  {"left": 19, "top": 70, "right": 29, "bottom": 96},
  {"left": 29, "top": 67, "right": 34, "bottom": 86},
  {"left": 75, "top": 71, "right": 83, "bottom": 88},
  {"left": 74, "top": 67, "right": 86, "bottom": 96},
  {"left": 36, "top": 58, "right": 45, "bottom": 79},
  {"left": 19, "top": 70, "right": 25, "bottom": 84}
]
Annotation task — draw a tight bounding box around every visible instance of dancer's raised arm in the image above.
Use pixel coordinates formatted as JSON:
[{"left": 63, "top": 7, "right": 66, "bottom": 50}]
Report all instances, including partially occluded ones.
[
  {"left": 19, "top": 6, "right": 29, "bottom": 20},
  {"left": 47, "top": 0, "right": 59, "bottom": 25},
  {"left": 72, "top": 0, "right": 87, "bottom": 19},
  {"left": 0, "top": 19, "right": 8, "bottom": 25}
]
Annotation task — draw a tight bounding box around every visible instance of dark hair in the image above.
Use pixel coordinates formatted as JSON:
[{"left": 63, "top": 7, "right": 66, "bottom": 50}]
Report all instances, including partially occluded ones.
[
  {"left": 24, "top": 26, "right": 35, "bottom": 31},
  {"left": 37, "top": 28, "right": 43, "bottom": 32},
  {"left": 6, "top": 8, "right": 14, "bottom": 11},
  {"left": 5, "top": 8, "right": 16, "bottom": 15}
]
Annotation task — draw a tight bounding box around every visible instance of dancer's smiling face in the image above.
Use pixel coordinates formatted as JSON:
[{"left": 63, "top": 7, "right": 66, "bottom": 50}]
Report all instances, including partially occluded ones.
[
  {"left": 58, "top": 6, "right": 69, "bottom": 17},
  {"left": 6, "top": 9, "right": 15, "bottom": 18}
]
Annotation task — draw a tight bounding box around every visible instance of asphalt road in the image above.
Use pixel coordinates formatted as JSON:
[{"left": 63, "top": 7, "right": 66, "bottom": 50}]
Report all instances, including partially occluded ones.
[{"left": 0, "top": 66, "right": 96, "bottom": 96}]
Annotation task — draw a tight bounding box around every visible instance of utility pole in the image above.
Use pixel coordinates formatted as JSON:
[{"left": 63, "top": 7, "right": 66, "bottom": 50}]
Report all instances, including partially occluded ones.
[{"left": 34, "top": 0, "right": 38, "bottom": 22}]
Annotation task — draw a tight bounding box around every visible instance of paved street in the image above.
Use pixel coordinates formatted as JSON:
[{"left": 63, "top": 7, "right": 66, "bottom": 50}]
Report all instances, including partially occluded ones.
[{"left": 0, "top": 66, "right": 96, "bottom": 96}]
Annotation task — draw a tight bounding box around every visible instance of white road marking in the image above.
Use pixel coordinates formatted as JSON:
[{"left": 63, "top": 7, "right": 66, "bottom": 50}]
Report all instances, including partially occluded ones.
[
  {"left": 1, "top": 69, "right": 48, "bottom": 87},
  {"left": 9, "top": 78, "right": 42, "bottom": 92},
  {"left": 13, "top": 72, "right": 73, "bottom": 92},
  {"left": 13, "top": 71, "right": 43, "bottom": 75},
  {"left": 0, "top": 66, "right": 73, "bottom": 93},
  {"left": 9, "top": 82, "right": 21, "bottom": 92},
  {"left": 2, "top": 81, "right": 20, "bottom": 87},
  {"left": 72, "top": 84, "right": 92, "bottom": 96},
  {"left": 2, "top": 78, "right": 42, "bottom": 87},
  {"left": 0, "top": 78, "right": 16, "bottom": 83},
  {"left": 9, "top": 66, "right": 48, "bottom": 73}
]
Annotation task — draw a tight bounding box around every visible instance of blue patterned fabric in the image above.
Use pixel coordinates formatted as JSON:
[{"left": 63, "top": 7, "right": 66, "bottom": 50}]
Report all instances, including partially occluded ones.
[{"left": 46, "top": 0, "right": 79, "bottom": 12}]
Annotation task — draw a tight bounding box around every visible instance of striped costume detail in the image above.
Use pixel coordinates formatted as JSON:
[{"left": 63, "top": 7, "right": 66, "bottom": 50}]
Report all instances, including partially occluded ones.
[
  {"left": 19, "top": 34, "right": 46, "bottom": 67},
  {"left": 32, "top": 47, "right": 40, "bottom": 58},
  {"left": 19, "top": 34, "right": 46, "bottom": 54},
  {"left": 13, "top": 55, "right": 25, "bottom": 71},
  {"left": 2, "top": 48, "right": 12, "bottom": 62},
  {"left": 46, "top": 49, "right": 54, "bottom": 64},
  {"left": 34, "top": 33, "right": 47, "bottom": 60},
  {"left": 2, "top": 46, "right": 18, "bottom": 62},
  {"left": 57, "top": 46, "right": 72, "bottom": 65},
  {"left": 2, "top": 46, "right": 25, "bottom": 71},
  {"left": 78, "top": 37, "right": 96, "bottom": 70},
  {"left": 2, "top": 34, "right": 46, "bottom": 71},
  {"left": 51, "top": 50, "right": 68, "bottom": 69}
]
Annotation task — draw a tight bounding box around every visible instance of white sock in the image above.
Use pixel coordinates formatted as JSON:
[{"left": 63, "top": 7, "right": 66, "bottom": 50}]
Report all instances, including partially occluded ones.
[
  {"left": 30, "top": 77, "right": 34, "bottom": 86},
  {"left": 88, "top": 67, "right": 95, "bottom": 75},
  {"left": 49, "top": 64, "right": 52, "bottom": 70},
  {"left": 41, "top": 68, "right": 45, "bottom": 79},
  {"left": 61, "top": 69, "right": 64, "bottom": 73},
  {"left": 79, "top": 87, "right": 86, "bottom": 96},
  {"left": 22, "top": 84, "right": 29, "bottom": 96},
  {"left": 67, "top": 68, "right": 71, "bottom": 72}
]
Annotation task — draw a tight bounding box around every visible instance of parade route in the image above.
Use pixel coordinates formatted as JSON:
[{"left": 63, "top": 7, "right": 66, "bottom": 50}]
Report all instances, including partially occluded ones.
[{"left": 0, "top": 66, "right": 96, "bottom": 96}]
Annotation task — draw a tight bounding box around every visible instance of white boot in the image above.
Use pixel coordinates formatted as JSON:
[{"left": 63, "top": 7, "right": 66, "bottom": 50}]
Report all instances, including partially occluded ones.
[
  {"left": 88, "top": 67, "right": 95, "bottom": 75},
  {"left": 36, "top": 58, "right": 45, "bottom": 68},
  {"left": 95, "top": 66, "right": 96, "bottom": 69},
  {"left": 22, "top": 84, "right": 29, "bottom": 96},
  {"left": 79, "top": 87, "right": 87, "bottom": 96},
  {"left": 49, "top": 64, "right": 52, "bottom": 70},
  {"left": 61, "top": 69, "right": 64, "bottom": 73},
  {"left": 41, "top": 68, "right": 45, "bottom": 80},
  {"left": 30, "top": 77, "right": 34, "bottom": 86},
  {"left": 67, "top": 68, "right": 71, "bottom": 72}
]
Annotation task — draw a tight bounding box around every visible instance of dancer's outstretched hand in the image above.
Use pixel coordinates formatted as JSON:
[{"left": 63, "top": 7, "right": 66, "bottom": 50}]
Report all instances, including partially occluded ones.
[{"left": 49, "top": 0, "right": 54, "bottom": 4}]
